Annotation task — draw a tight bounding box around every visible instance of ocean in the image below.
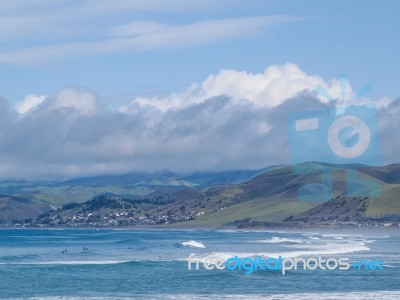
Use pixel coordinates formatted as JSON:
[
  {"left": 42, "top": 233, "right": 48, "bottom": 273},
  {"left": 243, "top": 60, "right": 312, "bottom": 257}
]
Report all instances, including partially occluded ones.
[{"left": 0, "top": 228, "right": 399, "bottom": 299}]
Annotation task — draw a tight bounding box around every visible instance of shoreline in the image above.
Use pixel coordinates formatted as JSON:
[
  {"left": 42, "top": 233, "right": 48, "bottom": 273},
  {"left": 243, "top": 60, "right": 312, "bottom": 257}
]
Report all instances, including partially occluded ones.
[{"left": 1, "top": 223, "right": 400, "bottom": 233}]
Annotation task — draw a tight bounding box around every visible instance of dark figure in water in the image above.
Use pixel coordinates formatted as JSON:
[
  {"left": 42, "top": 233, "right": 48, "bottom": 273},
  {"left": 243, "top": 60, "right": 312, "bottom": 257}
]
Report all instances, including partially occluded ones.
[{"left": 83, "top": 247, "right": 88, "bottom": 251}]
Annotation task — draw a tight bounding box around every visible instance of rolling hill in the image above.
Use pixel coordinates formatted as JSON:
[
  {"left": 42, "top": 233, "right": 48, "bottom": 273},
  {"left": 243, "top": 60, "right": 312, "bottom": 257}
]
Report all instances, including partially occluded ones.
[
  {"left": 3, "top": 162, "right": 400, "bottom": 226},
  {"left": 0, "top": 167, "right": 276, "bottom": 208},
  {"left": 0, "top": 194, "right": 54, "bottom": 224}
]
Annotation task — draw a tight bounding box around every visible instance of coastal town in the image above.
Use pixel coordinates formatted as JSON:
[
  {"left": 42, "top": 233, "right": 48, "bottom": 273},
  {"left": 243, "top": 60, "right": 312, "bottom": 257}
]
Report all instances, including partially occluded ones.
[
  {"left": 10, "top": 208, "right": 400, "bottom": 228},
  {"left": 15, "top": 209, "right": 204, "bottom": 228}
]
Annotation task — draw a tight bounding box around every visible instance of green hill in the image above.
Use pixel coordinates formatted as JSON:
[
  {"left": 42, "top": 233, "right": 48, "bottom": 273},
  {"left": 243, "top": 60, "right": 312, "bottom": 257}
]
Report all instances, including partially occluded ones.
[
  {"left": 5, "top": 162, "right": 400, "bottom": 227},
  {"left": 0, "top": 194, "right": 54, "bottom": 224},
  {"left": 189, "top": 162, "right": 400, "bottom": 226}
]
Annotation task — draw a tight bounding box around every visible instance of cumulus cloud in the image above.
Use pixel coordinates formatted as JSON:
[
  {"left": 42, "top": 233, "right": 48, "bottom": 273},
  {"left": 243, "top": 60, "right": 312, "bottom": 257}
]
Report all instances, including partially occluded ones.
[
  {"left": 51, "top": 88, "right": 99, "bottom": 116},
  {"left": 129, "top": 63, "right": 360, "bottom": 110},
  {"left": 15, "top": 94, "right": 47, "bottom": 114},
  {"left": 0, "top": 63, "right": 397, "bottom": 179}
]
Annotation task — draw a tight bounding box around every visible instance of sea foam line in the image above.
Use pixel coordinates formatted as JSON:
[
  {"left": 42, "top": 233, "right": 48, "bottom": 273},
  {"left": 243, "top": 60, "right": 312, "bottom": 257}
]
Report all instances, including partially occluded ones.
[
  {"left": 24, "top": 291, "right": 400, "bottom": 300},
  {"left": 198, "top": 241, "right": 370, "bottom": 261}
]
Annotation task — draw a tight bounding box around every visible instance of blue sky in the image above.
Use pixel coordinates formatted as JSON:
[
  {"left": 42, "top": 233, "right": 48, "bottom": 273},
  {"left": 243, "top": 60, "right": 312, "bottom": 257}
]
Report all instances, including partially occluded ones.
[
  {"left": 0, "top": 0, "right": 399, "bottom": 179},
  {"left": 1, "top": 0, "right": 399, "bottom": 103}
]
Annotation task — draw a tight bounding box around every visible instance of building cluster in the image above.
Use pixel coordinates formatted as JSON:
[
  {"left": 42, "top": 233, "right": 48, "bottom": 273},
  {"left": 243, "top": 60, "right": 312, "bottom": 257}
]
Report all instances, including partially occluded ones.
[{"left": 15, "top": 210, "right": 204, "bottom": 227}]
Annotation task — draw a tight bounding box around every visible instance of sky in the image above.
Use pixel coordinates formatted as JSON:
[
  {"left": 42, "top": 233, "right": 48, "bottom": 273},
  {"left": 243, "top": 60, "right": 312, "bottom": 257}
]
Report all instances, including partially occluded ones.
[{"left": 0, "top": 0, "right": 399, "bottom": 179}]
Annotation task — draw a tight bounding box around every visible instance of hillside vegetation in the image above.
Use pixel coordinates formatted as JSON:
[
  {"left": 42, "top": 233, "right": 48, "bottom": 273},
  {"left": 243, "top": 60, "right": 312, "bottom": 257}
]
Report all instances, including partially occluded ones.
[{"left": 2, "top": 162, "right": 400, "bottom": 226}]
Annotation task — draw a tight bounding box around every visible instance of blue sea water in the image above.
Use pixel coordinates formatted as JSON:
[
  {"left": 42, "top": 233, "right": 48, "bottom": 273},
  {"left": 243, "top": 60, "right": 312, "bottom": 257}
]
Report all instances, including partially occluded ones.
[{"left": 0, "top": 228, "right": 399, "bottom": 299}]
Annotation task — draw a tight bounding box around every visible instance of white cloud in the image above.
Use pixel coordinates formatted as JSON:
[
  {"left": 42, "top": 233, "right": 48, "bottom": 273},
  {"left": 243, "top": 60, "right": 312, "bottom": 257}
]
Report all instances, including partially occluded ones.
[
  {"left": 0, "top": 0, "right": 240, "bottom": 49},
  {"left": 0, "top": 63, "right": 396, "bottom": 179},
  {"left": 72, "top": 0, "right": 225, "bottom": 15},
  {"left": 130, "top": 63, "right": 362, "bottom": 110},
  {"left": 15, "top": 94, "right": 47, "bottom": 114},
  {"left": 107, "top": 21, "right": 167, "bottom": 37},
  {"left": 0, "top": 15, "right": 299, "bottom": 65},
  {"left": 51, "top": 87, "right": 99, "bottom": 116}
]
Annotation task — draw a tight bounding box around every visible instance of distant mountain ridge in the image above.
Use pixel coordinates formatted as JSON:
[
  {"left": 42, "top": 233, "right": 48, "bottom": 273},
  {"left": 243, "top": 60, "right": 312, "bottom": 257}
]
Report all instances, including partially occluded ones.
[
  {"left": 60, "top": 166, "right": 282, "bottom": 187},
  {"left": 2, "top": 162, "right": 400, "bottom": 227}
]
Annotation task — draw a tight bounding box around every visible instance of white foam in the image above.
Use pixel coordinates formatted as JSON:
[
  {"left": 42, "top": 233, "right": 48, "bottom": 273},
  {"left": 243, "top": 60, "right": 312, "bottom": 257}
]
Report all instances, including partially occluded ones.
[
  {"left": 167, "top": 291, "right": 400, "bottom": 300},
  {"left": 26, "top": 291, "right": 400, "bottom": 300},
  {"left": 301, "top": 232, "right": 322, "bottom": 236},
  {"left": 0, "top": 260, "right": 130, "bottom": 265},
  {"left": 255, "top": 237, "right": 303, "bottom": 244},
  {"left": 180, "top": 240, "right": 206, "bottom": 248},
  {"left": 322, "top": 233, "right": 360, "bottom": 237},
  {"left": 199, "top": 241, "right": 370, "bottom": 261},
  {"left": 164, "top": 291, "right": 400, "bottom": 300}
]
